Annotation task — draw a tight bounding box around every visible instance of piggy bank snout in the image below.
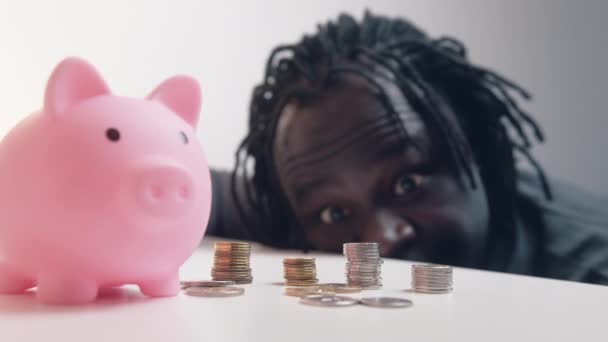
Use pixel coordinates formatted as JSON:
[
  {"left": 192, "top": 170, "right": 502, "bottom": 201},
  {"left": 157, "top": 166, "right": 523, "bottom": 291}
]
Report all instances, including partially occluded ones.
[{"left": 133, "top": 163, "right": 195, "bottom": 217}]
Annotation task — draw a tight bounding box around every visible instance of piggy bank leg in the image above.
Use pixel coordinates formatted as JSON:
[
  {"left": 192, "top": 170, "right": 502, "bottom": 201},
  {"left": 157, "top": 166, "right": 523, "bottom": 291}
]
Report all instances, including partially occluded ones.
[
  {"left": 36, "top": 273, "right": 98, "bottom": 305},
  {"left": 138, "top": 272, "right": 180, "bottom": 297},
  {"left": 0, "top": 263, "right": 35, "bottom": 294}
]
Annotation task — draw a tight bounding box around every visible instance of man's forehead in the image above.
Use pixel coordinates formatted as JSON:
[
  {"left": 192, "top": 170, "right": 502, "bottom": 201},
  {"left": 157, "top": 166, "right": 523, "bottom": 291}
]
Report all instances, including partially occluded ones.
[{"left": 273, "top": 80, "right": 425, "bottom": 161}]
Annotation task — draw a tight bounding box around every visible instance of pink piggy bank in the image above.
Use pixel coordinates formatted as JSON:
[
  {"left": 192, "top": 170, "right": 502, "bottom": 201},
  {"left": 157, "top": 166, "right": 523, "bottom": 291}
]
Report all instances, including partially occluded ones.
[{"left": 0, "top": 57, "right": 212, "bottom": 304}]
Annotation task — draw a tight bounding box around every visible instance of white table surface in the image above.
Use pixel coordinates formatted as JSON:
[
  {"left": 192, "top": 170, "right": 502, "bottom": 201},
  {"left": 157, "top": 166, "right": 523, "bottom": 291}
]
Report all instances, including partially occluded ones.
[{"left": 1, "top": 237, "right": 606, "bottom": 342}]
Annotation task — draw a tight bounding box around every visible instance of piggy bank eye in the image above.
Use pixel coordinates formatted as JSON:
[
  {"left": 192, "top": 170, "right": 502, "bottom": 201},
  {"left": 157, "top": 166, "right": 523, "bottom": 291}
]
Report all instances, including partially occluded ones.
[
  {"left": 105, "top": 128, "right": 120, "bottom": 142},
  {"left": 180, "top": 131, "right": 189, "bottom": 144}
]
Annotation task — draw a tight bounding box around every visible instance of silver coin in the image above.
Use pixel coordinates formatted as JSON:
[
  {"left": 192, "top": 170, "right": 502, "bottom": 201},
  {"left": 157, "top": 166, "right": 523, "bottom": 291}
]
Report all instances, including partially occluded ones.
[
  {"left": 412, "top": 284, "right": 453, "bottom": 289},
  {"left": 361, "top": 297, "right": 413, "bottom": 308},
  {"left": 346, "top": 258, "right": 380, "bottom": 262},
  {"left": 413, "top": 280, "right": 452, "bottom": 285},
  {"left": 344, "top": 250, "right": 380, "bottom": 254},
  {"left": 344, "top": 243, "right": 379, "bottom": 249},
  {"left": 412, "top": 273, "right": 452, "bottom": 278},
  {"left": 346, "top": 263, "right": 383, "bottom": 269},
  {"left": 347, "top": 275, "right": 382, "bottom": 280},
  {"left": 347, "top": 274, "right": 382, "bottom": 278},
  {"left": 412, "top": 279, "right": 453, "bottom": 284},
  {"left": 345, "top": 247, "right": 380, "bottom": 251},
  {"left": 412, "top": 279, "right": 453, "bottom": 285},
  {"left": 413, "top": 267, "right": 452, "bottom": 272},
  {"left": 345, "top": 253, "right": 381, "bottom": 257},
  {"left": 347, "top": 270, "right": 382, "bottom": 275},
  {"left": 348, "top": 280, "right": 382, "bottom": 284},
  {"left": 345, "top": 250, "right": 381, "bottom": 255},
  {"left": 412, "top": 264, "right": 451, "bottom": 269},
  {"left": 345, "top": 249, "right": 380, "bottom": 254},
  {"left": 347, "top": 264, "right": 380, "bottom": 268},
  {"left": 412, "top": 288, "right": 453, "bottom": 294},
  {"left": 348, "top": 279, "right": 382, "bottom": 284},
  {"left": 300, "top": 294, "right": 359, "bottom": 307},
  {"left": 346, "top": 255, "right": 381, "bottom": 259},
  {"left": 185, "top": 286, "right": 245, "bottom": 297},
  {"left": 413, "top": 268, "right": 452, "bottom": 273},
  {"left": 413, "top": 272, "right": 452, "bottom": 278},
  {"left": 348, "top": 280, "right": 381, "bottom": 285},
  {"left": 346, "top": 260, "right": 382, "bottom": 264},
  {"left": 413, "top": 269, "right": 452, "bottom": 275},
  {"left": 412, "top": 286, "right": 453, "bottom": 291},
  {"left": 317, "top": 283, "right": 363, "bottom": 294}
]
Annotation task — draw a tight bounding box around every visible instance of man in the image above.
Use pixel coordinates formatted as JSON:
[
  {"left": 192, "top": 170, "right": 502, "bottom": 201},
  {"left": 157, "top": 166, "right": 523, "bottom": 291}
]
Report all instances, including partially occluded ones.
[{"left": 207, "top": 12, "right": 608, "bottom": 285}]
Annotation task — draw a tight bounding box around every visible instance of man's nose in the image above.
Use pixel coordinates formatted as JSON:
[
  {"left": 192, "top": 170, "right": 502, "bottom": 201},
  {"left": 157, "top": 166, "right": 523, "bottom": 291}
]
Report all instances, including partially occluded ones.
[{"left": 357, "top": 209, "right": 416, "bottom": 257}]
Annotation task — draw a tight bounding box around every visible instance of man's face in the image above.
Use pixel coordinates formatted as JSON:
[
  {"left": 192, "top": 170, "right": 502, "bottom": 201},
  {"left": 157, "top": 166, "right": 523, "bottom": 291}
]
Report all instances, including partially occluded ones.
[{"left": 272, "top": 76, "right": 490, "bottom": 267}]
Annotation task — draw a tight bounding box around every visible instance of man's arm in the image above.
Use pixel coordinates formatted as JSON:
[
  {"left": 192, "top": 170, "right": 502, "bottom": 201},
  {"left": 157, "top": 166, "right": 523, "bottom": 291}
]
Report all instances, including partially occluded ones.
[{"left": 206, "top": 169, "right": 256, "bottom": 241}]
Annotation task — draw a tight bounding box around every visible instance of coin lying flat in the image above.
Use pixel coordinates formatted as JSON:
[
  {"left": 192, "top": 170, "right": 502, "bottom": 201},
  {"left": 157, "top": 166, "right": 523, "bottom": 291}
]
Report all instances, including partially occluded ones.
[
  {"left": 185, "top": 286, "right": 245, "bottom": 297},
  {"left": 317, "top": 283, "right": 362, "bottom": 294},
  {"left": 284, "top": 286, "right": 326, "bottom": 297},
  {"left": 360, "top": 297, "right": 413, "bottom": 308},
  {"left": 180, "top": 280, "right": 236, "bottom": 289},
  {"left": 299, "top": 294, "right": 359, "bottom": 307}
]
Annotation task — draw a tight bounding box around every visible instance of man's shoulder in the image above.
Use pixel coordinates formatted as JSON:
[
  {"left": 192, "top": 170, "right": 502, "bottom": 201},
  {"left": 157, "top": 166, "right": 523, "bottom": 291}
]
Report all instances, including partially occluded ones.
[
  {"left": 517, "top": 170, "right": 608, "bottom": 284},
  {"left": 518, "top": 171, "right": 608, "bottom": 226}
]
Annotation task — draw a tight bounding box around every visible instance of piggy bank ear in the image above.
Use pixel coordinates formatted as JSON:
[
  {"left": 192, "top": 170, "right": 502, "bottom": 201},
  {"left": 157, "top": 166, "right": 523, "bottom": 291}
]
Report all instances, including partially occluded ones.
[
  {"left": 44, "top": 57, "right": 110, "bottom": 117},
  {"left": 147, "top": 76, "right": 201, "bottom": 128}
]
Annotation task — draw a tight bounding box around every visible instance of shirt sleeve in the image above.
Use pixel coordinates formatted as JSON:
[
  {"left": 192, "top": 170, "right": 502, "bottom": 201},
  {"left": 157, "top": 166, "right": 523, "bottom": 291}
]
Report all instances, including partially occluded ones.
[
  {"left": 205, "top": 169, "right": 256, "bottom": 241},
  {"left": 518, "top": 171, "right": 608, "bottom": 285}
]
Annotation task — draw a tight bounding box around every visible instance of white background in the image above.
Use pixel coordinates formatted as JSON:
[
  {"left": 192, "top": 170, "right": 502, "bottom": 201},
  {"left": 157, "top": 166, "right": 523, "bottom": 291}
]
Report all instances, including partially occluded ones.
[{"left": 1, "top": 0, "right": 606, "bottom": 194}]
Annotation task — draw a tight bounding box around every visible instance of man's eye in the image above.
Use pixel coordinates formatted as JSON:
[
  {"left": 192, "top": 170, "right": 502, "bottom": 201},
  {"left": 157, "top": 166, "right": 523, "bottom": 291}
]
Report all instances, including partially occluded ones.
[
  {"left": 394, "top": 174, "right": 425, "bottom": 196},
  {"left": 320, "top": 206, "right": 350, "bottom": 225}
]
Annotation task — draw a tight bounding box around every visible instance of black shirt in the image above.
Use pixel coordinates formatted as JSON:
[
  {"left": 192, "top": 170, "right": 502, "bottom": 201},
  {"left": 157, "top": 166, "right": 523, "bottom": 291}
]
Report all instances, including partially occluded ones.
[
  {"left": 493, "top": 171, "right": 608, "bottom": 284},
  {"left": 207, "top": 169, "right": 608, "bottom": 285}
]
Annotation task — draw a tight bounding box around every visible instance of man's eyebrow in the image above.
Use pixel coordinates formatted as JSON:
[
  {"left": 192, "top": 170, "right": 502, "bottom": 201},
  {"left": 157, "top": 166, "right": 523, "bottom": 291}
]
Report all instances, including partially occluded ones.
[
  {"left": 291, "top": 141, "right": 419, "bottom": 204},
  {"left": 292, "top": 176, "right": 332, "bottom": 204},
  {"left": 371, "top": 139, "right": 411, "bottom": 162}
]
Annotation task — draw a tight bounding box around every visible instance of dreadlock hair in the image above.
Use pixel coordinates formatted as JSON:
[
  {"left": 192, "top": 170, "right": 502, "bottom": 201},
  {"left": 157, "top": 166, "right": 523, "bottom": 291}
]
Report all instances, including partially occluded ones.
[{"left": 232, "top": 11, "right": 552, "bottom": 249}]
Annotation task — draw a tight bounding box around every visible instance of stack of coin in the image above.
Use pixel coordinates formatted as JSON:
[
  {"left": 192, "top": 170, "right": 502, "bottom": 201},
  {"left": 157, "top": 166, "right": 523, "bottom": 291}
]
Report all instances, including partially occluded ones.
[
  {"left": 411, "top": 264, "right": 453, "bottom": 293},
  {"left": 343, "top": 242, "right": 383, "bottom": 289},
  {"left": 283, "top": 257, "right": 318, "bottom": 286},
  {"left": 211, "top": 241, "right": 252, "bottom": 284}
]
